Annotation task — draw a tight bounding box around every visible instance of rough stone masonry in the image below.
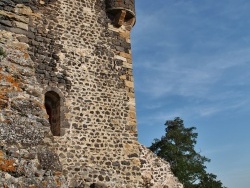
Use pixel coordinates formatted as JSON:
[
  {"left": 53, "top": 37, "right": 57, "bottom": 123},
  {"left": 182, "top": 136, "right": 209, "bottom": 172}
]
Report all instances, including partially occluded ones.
[{"left": 0, "top": 0, "right": 183, "bottom": 187}]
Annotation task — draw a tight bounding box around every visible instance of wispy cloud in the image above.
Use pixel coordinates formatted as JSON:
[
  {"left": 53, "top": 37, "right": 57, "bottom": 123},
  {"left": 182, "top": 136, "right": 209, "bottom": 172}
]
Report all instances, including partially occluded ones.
[
  {"left": 134, "top": 2, "right": 250, "bottom": 187},
  {"left": 135, "top": 49, "right": 250, "bottom": 98},
  {"left": 134, "top": 1, "right": 250, "bottom": 119}
]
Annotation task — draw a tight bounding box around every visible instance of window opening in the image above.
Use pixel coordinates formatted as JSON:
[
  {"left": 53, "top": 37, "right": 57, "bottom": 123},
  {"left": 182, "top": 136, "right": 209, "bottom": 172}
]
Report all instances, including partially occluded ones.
[{"left": 45, "top": 91, "right": 60, "bottom": 136}]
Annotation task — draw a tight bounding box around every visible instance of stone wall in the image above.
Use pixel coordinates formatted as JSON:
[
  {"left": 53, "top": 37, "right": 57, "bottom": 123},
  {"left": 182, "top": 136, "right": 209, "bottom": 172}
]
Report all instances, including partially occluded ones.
[
  {"left": 0, "top": 0, "right": 183, "bottom": 187},
  {"left": 139, "top": 145, "right": 183, "bottom": 188},
  {"left": 0, "top": 29, "right": 67, "bottom": 187}
]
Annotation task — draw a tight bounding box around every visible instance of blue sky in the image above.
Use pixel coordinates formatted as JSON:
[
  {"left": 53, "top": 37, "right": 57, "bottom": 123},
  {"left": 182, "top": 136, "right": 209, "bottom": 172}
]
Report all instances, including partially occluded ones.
[{"left": 131, "top": 1, "right": 250, "bottom": 187}]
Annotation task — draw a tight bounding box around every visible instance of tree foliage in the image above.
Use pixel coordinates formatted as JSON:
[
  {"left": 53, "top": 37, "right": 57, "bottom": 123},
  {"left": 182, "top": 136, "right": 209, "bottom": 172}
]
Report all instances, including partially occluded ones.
[{"left": 149, "top": 117, "right": 226, "bottom": 188}]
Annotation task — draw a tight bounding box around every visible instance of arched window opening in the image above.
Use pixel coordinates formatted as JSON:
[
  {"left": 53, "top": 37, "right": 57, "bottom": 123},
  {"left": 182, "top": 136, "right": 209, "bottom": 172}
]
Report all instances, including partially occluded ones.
[{"left": 45, "top": 91, "right": 60, "bottom": 136}]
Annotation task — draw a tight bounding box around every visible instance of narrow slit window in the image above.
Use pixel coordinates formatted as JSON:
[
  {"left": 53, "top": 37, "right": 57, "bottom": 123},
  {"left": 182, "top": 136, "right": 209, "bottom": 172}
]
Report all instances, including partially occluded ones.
[{"left": 45, "top": 91, "right": 60, "bottom": 136}]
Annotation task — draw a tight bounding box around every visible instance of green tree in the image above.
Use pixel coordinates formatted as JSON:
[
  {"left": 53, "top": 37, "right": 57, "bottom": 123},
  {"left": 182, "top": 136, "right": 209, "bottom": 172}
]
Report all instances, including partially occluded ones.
[
  {"left": 198, "top": 173, "right": 226, "bottom": 188},
  {"left": 149, "top": 117, "right": 226, "bottom": 188}
]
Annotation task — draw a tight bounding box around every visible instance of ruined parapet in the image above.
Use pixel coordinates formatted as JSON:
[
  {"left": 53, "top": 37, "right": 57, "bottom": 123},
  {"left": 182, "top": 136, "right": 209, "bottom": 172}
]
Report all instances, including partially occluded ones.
[
  {"left": 139, "top": 145, "right": 184, "bottom": 188},
  {"left": 106, "top": 0, "right": 136, "bottom": 28}
]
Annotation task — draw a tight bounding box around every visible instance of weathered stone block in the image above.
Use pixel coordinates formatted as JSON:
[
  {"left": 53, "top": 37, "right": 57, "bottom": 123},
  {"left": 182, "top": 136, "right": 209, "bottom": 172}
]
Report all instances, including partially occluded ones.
[{"left": 38, "top": 150, "right": 62, "bottom": 171}]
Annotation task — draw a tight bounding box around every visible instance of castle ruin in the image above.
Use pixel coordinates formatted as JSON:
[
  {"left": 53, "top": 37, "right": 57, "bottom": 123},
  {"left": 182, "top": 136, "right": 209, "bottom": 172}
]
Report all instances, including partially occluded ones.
[{"left": 0, "top": 0, "right": 183, "bottom": 187}]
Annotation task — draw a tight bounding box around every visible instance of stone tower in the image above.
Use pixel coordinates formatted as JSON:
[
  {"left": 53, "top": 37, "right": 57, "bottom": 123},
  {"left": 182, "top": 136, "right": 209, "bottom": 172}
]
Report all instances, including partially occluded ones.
[{"left": 0, "top": 0, "right": 182, "bottom": 187}]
